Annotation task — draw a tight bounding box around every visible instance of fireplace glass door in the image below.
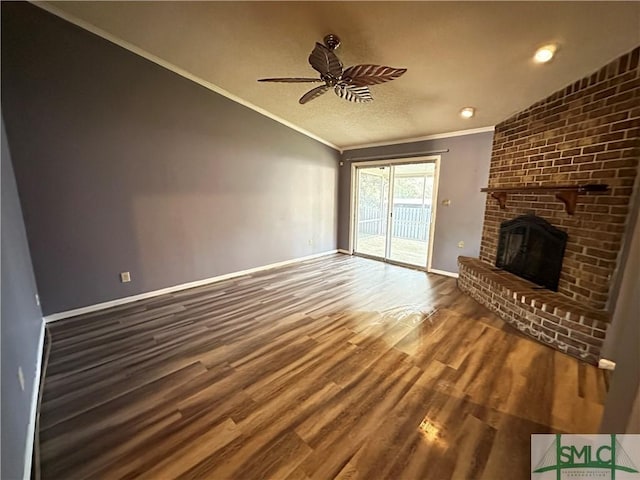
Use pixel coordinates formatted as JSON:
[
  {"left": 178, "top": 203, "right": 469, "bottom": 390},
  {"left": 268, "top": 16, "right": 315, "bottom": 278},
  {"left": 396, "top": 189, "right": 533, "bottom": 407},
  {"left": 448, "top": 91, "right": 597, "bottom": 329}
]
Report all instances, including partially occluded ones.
[{"left": 496, "top": 214, "right": 568, "bottom": 291}]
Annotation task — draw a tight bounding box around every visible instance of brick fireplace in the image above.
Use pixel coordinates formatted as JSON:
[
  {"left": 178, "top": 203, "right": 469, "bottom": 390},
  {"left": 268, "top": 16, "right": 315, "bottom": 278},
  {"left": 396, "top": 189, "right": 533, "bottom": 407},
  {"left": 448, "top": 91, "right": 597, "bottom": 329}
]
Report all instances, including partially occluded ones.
[{"left": 458, "top": 47, "right": 639, "bottom": 364}]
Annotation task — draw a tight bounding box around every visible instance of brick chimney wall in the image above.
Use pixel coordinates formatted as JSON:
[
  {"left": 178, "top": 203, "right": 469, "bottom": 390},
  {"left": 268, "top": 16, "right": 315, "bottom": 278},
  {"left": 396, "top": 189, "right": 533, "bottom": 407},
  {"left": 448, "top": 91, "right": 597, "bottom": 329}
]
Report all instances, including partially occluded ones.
[{"left": 479, "top": 47, "right": 639, "bottom": 311}]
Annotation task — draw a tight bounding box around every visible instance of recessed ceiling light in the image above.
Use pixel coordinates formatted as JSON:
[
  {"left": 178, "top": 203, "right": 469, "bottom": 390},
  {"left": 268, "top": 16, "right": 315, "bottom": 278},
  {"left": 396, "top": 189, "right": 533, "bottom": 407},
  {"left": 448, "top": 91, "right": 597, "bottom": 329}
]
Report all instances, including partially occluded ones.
[
  {"left": 534, "top": 44, "right": 557, "bottom": 64},
  {"left": 460, "top": 107, "right": 475, "bottom": 119}
]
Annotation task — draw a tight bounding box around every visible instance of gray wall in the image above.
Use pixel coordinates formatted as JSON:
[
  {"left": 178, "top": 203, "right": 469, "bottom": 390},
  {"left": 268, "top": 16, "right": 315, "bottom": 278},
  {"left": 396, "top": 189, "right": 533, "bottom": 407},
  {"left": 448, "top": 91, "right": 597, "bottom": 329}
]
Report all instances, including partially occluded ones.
[
  {"left": 1, "top": 115, "right": 44, "bottom": 480},
  {"left": 599, "top": 203, "right": 640, "bottom": 433},
  {"left": 339, "top": 131, "right": 493, "bottom": 272},
  {"left": 601, "top": 172, "right": 640, "bottom": 356},
  {"left": 1, "top": 2, "right": 339, "bottom": 316}
]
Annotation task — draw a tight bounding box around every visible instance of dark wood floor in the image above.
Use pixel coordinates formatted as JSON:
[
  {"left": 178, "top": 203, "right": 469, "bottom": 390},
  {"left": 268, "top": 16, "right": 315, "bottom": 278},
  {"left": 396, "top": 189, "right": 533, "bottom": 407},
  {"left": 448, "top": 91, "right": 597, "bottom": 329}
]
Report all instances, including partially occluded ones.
[{"left": 39, "top": 254, "right": 607, "bottom": 479}]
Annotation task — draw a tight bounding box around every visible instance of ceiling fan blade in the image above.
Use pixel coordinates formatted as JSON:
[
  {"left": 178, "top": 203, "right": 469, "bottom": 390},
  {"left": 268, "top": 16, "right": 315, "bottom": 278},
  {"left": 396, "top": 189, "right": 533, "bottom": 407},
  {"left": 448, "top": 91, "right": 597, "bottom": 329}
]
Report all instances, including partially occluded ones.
[
  {"left": 258, "top": 77, "right": 323, "bottom": 83},
  {"left": 308, "top": 43, "right": 343, "bottom": 77},
  {"left": 299, "top": 85, "right": 330, "bottom": 104},
  {"left": 334, "top": 84, "right": 373, "bottom": 103},
  {"left": 342, "top": 65, "right": 407, "bottom": 86}
]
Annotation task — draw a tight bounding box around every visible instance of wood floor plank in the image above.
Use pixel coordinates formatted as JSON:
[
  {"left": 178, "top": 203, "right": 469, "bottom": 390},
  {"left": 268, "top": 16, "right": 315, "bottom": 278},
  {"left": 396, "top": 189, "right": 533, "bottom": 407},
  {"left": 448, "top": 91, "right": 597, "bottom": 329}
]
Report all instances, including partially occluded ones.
[
  {"left": 38, "top": 254, "right": 608, "bottom": 479},
  {"left": 137, "top": 417, "right": 240, "bottom": 480}
]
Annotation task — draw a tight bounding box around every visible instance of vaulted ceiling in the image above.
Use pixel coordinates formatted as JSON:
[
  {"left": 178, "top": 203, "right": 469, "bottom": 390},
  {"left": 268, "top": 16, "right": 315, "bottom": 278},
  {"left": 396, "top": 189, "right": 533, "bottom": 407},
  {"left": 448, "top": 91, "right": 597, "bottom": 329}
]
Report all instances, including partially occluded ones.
[{"left": 40, "top": 1, "right": 640, "bottom": 150}]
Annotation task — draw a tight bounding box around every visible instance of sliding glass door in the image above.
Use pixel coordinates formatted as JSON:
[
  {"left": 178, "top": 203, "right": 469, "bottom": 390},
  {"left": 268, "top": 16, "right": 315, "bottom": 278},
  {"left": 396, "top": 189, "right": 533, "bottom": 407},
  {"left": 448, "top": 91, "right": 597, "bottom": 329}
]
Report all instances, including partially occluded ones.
[
  {"left": 354, "top": 166, "right": 390, "bottom": 258},
  {"left": 353, "top": 159, "right": 438, "bottom": 269},
  {"left": 388, "top": 162, "right": 435, "bottom": 266}
]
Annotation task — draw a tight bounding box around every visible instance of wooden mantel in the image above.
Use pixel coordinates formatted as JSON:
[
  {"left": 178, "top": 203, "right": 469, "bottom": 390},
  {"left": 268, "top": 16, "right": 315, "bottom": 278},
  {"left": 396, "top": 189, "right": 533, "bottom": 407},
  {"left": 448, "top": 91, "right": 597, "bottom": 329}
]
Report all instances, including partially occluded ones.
[{"left": 480, "top": 184, "right": 609, "bottom": 215}]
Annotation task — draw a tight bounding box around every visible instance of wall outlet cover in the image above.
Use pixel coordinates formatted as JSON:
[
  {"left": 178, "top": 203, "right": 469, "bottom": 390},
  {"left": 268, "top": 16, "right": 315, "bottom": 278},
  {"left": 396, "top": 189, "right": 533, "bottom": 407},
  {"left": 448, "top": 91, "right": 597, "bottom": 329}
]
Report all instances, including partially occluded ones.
[{"left": 120, "top": 272, "right": 131, "bottom": 283}]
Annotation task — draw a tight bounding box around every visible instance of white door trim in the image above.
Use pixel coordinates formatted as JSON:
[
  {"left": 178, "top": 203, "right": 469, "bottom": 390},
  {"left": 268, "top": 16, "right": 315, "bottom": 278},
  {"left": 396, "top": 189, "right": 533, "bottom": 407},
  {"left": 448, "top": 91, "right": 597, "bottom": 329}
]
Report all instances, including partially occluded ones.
[{"left": 426, "top": 157, "right": 441, "bottom": 272}]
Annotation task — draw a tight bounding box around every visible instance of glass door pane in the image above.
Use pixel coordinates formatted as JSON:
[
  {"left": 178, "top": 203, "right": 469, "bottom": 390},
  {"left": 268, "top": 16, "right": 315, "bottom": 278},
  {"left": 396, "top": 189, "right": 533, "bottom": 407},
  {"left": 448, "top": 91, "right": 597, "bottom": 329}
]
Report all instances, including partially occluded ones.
[
  {"left": 355, "top": 166, "right": 390, "bottom": 258},
  {"left": 388, "top": 162, "right": 435, "bottom": 267}
]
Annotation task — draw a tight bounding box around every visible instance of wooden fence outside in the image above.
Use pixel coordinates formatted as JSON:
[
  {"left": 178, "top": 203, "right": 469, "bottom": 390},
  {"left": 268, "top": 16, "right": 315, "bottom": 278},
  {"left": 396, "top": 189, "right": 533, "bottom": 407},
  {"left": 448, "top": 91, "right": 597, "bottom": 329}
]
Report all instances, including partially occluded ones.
[{"left": 358, "top": 204, "right": 431, "bottom": 241}]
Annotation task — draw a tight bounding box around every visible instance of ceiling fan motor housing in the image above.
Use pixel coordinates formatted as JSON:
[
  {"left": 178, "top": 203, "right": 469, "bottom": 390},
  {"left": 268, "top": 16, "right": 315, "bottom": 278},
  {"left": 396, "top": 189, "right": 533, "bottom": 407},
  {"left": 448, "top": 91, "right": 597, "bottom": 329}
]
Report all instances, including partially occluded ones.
[{"left": 321, "top": 74, "right": 339, "bottom": 86}]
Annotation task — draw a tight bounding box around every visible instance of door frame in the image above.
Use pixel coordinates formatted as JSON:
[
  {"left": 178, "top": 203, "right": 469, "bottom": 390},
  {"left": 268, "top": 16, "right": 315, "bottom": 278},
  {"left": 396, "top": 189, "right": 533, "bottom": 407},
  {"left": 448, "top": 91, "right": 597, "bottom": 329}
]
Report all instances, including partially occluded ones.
[{"left": 348, "top": 155, "right": 441, "bottom": 271}]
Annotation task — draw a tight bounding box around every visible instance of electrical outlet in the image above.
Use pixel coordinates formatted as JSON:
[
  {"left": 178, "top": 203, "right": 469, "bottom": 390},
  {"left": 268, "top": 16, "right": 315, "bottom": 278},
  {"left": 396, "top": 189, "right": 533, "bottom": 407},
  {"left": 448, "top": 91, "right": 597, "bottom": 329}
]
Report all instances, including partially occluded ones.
[
  {"left": 18, "top": 367, "right": 25, "bottom": 391},
  {"left": 308, "top": 239, "right": 313, "bottom": 246},
  {"left": 35, "top": 294, "right": 40, "bottom": 306},
  {"left": 120, "top": 272, "right": 131, "bottom": 283},
  {"left": 457, "top": 241, "right": 465, "bottom": 248},
  {"left": 442, "top": 199, "right": 451, "bottom": 206}
]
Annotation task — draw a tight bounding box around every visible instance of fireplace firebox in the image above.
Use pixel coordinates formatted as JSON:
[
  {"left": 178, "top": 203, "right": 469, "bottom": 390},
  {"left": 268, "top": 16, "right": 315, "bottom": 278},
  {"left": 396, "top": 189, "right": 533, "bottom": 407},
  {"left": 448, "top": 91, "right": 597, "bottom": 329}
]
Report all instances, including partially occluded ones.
[{"left": 496, "top": 214, "right": 567, "bottom": 291}]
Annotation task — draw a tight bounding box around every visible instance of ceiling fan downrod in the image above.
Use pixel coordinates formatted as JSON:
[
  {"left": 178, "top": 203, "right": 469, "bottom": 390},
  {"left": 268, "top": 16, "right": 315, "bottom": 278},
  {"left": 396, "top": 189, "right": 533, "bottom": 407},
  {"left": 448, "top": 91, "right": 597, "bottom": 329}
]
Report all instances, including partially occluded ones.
[{"left": 323, "top": 34, "right": 340, "bottom": 50}]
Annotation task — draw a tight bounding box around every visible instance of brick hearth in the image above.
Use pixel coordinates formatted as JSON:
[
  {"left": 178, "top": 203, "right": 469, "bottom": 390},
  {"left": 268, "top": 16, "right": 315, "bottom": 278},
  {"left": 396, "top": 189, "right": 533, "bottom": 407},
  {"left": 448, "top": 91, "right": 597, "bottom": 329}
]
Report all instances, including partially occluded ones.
[{"left": 458, "top": 257, "right": 609, "bottom": 364}]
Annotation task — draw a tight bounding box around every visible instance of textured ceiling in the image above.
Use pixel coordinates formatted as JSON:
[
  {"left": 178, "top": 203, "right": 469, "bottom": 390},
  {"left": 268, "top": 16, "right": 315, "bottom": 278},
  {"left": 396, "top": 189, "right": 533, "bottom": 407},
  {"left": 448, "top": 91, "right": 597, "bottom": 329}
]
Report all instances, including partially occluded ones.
[{"left": 40, "top": 1, "right": 640, "bottom": 150}]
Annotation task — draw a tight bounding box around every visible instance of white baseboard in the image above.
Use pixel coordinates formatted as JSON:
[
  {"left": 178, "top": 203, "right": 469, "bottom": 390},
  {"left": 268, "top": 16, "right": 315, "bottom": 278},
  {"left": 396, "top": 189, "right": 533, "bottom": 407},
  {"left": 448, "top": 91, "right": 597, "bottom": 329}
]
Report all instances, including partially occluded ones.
[
  {"left": 338, "top": 249, "right": 352, "bottom": 255},
  {"left": 44, "top": 250, "right": 338, "bottom": 323},
  {"left": 598, "top": 358, "right": 616, "bottom": 370},
  {"left": 23, "top": 319, "right": 45, "bottom": 480},
  {"left": 429, "top": 268, "right": 459, "bottom": 279}
]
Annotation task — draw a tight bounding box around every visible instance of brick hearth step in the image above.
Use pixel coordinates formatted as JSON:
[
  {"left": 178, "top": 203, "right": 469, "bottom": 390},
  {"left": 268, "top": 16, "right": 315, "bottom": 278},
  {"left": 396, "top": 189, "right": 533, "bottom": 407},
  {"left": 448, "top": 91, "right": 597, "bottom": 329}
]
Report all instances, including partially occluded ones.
[{"left": 457, "top": 256, "right": 610, "bottom": 365}]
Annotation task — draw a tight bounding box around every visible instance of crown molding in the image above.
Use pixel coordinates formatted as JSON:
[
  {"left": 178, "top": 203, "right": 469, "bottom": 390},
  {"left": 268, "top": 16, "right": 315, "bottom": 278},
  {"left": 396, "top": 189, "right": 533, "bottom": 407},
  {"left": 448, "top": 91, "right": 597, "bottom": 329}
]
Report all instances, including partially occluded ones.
[
  {"left": 32, "top": 2, "right": 341, "bottom": 152},
  {"left": 342, "top": 126, "right": 495, "bottom": 152}
]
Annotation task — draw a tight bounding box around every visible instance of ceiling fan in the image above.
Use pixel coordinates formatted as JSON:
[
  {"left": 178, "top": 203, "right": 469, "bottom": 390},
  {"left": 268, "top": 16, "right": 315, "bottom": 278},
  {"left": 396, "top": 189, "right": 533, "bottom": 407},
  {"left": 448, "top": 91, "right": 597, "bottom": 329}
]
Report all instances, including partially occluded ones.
[{"left": 258, "top": 34, "right": 407, "bottom": 104}]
